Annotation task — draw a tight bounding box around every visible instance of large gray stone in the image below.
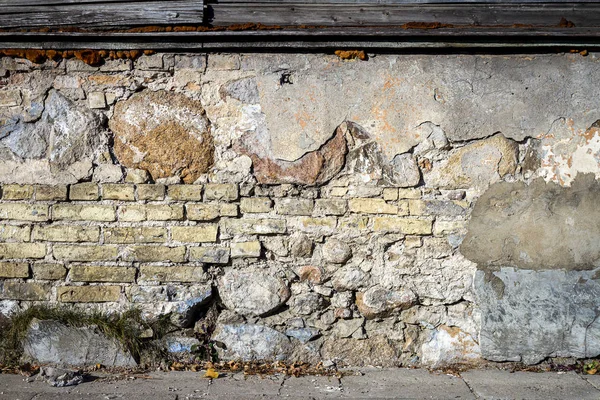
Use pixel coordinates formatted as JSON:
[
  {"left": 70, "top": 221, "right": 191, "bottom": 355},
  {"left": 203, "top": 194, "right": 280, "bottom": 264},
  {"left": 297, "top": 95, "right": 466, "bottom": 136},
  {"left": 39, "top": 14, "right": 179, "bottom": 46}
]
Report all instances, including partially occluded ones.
[
  {"left": 23, "top": 319, "right": 137, "bottom": 367},
  {"left": 218, "top": 268, "right": 290, "bottom": 316},
  {"left": 321, "top": 238, "right": 352, "bottom": 264},
  {"left": 355, "top": 285, "right": 417, "bottom": 319},
  {"left": 475, "top": 268, "right": 600, "bottom": 364},
  {"left": 212, "top": 324, "right": 292, "bottom": 361},
  {"left": 0, "top": 90, "right": 104, "bottom": 184}
]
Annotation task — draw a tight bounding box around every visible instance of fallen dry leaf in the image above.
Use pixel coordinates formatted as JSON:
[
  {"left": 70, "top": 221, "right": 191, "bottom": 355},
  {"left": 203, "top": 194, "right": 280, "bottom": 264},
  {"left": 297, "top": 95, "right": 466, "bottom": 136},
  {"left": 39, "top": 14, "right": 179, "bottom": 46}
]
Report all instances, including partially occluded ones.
[{"left": 204, "top": 368, "right": 219, "bottom": 379}]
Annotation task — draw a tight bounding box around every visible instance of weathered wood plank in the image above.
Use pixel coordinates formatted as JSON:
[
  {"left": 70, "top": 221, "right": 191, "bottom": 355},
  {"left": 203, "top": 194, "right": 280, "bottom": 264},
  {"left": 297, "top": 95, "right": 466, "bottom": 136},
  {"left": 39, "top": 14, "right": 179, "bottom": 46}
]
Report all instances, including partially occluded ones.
[
  {"left": 0, "top": 0, "right": 204, "bottom": 28},
  {"left": 206, "top": 3, "right": 600, "bottom": 27}
]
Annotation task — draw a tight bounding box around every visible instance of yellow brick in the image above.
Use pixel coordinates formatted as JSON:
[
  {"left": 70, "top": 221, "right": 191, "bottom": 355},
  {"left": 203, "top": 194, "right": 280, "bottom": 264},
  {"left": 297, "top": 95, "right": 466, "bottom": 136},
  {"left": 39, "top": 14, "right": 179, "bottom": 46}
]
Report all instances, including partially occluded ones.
[
  {"left": 240, "top": 197, "right": 272, "bottom": 213},
  {"left": 145, "top": 204, "right": 184, "bottom": 221},
  {"left": 349, "top": 198, "right": 397, "bottom": 214},
  {"left": 168, "top": 185, "right": 202, "bottom": 201},
  {"left": 0, "top": 224, "right": 30, "bottom": 242},
  {"left": 204, "top": 183, "right": 238, "bottom": 202},
  {"left": 70, "top": 265, "right": 136, "bottom": 282},
  {"left": 398, "top": 200, "right": 410, "bottom": 216},
  {"left": 117, "top": 205, "right": 146, "bottom": 222},
  {"left": 139, "top": 265, "right": 206, "bottom": 282},
  {"left": 383, "top": 188, "right": 399, "bottom": 201},
  {"left": 404, "top": 236, "right": 423, "bottom": 249},
  {"left": 220, "top": 203, "right": 238, "bottom": 217},
  {"left": 1, "top": 184, "right": 34, "bottom": 200},
  {"left": 104, "top": 227, "right": 167, "bottom": 244},
  {"left": 70, "top": 183, "right": 99, "bottom": 200},
  {"left": 57, "top": 286, "right": 121, "bottom": 302},
  {"left": 338, "top": 216, "right": 369, "bottom": 231},
  {"left": 433, "top": 220, "right": 468, "bottom": 236},
  {"left": 372, "top": 217, "right": 433, "bottom": 235},
  {"left": 0, "top": 243, "right": 46, "bottom": 259},
  {"left": 314, "top": 199, "right": 347, "bottom": 216},
  {"left": 0, "top": 203, "right": 49, "bottom": 222},
  {"left": 2, "top": 282, "right": 49, "bottom": 301},
  {"left": 53, "top": 245, "right": 118, "bottom": 261},
  {"left": 171, "top": 225, "right": 218, "bottom": 243},
  {"left": 398, "top": 188, "right": 421, "bottom": 199},
  {"left": 186, "top": 204, "right": 220, "bottom": 221},
  {"left": 275, "top": 199, "right": 314, "bottom": 216},
  {"left": 102, "top": 184, "right": 135, "bottom": 201},
  {"left": 52, "top": 204, "right": 116, "bottom": 222},
  {"left": 0, "top": 262, "right": 29, "bottom": 278},
  {"left": 123, "top": 246, "right": 186, "bottom": 262},
  {"left": 292, "top": 217, "right": 336, "bottom": 235},
  {"left": 189, "top": 247, "right": 230, "bottom": 264},
  {"left": 32, "top": 225, "right": 100, "bottom": 242},
  {"left": 137, "top": 184, "right": 165, "bottom": 201},
  {"left": 33, "top": 263, "right": 67, "bottom": 280},
  {"left": 222, "top": 218, "right": 286, "bottom": 235},
  {"left": 231, "top": 241, "right": 261, "bottom": 258},
  {"left": 35, "top": 185, "right": 68, "bottom": 201}
]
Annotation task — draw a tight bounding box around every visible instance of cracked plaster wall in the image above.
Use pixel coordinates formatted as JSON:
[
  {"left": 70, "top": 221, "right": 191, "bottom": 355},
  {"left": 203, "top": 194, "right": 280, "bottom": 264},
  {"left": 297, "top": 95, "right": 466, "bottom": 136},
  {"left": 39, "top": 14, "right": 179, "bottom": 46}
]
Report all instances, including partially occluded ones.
[{"left": 0, "top": 51, "right": 599, "bottom": 367}]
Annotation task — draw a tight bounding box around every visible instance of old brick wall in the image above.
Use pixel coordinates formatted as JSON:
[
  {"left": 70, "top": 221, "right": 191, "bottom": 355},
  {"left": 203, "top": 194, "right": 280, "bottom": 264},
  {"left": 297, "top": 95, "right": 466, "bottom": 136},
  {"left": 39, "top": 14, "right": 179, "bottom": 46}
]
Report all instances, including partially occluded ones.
[{"left": 0, "top": 51, "right": 599, "bottom": 367}]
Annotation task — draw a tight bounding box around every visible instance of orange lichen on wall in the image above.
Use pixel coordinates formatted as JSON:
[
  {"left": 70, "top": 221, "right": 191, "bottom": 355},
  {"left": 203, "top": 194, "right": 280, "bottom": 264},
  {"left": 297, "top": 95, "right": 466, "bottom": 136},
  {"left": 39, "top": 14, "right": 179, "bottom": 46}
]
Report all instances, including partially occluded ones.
[
  {"left": 334, "top": 50, "right": 367, "bottom": 61},
  {"left": 0, "top": 48, "right": 154, "bottom": 66}
]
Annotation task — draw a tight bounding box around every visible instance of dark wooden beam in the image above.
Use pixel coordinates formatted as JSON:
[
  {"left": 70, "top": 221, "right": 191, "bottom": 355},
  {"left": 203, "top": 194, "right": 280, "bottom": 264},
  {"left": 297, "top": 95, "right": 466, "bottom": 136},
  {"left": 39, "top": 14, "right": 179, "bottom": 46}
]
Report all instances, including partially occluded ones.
[
  {"left": 1, "top": 27, "right": 600, "bottom": 50},
  {"left": 206, "top": 2, "right": 600, "bottom": 28},
  {"left": 0, "top": 0, "right": 205, "bottom": 28}
]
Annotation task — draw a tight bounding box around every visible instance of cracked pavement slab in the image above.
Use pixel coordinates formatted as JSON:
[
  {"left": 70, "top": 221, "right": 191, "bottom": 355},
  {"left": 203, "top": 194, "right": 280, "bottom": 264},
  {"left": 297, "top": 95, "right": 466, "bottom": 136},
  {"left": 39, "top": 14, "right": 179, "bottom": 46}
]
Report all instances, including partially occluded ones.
[{"left": 1, "top": 368, "right": 600, "bottom": 399}]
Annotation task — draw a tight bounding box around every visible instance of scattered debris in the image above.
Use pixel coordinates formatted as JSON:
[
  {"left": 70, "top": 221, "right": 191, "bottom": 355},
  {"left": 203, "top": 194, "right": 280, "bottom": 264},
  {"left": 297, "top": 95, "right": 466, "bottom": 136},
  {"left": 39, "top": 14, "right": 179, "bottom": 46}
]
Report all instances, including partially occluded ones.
[{"left": 37, "top": 366, "right": 84, "bottom": 387}]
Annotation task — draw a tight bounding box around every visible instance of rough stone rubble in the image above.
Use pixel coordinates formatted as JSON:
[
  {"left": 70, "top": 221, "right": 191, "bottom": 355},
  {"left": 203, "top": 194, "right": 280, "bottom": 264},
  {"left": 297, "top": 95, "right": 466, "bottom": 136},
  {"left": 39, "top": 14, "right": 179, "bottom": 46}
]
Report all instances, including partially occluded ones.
[{"left": 0, "top": 51, "right": 599, "bottom": 367}]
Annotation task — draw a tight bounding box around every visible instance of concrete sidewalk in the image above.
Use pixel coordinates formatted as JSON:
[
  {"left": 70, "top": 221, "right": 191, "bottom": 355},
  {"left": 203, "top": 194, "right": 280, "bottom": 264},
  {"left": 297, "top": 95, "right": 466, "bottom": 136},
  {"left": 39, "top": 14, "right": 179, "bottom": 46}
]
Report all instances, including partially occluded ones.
[{"left": 1, "top": 368, "right": 600, "bottom": 400}]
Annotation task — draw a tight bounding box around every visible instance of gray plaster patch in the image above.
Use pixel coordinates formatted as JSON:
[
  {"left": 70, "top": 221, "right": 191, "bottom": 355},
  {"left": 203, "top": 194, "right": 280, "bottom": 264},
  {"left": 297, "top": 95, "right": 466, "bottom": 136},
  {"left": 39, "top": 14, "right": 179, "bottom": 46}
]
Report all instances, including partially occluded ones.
[
  {"left": 462, "top": 174, "right": 600, "bottom": 271},
  {"left": 475, "top": 268, "right": 600, "bottom": 364}
]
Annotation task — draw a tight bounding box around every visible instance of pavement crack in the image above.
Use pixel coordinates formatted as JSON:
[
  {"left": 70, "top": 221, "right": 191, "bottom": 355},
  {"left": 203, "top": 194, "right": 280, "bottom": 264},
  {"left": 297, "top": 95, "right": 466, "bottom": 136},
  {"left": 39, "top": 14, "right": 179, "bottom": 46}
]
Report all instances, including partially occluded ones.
[
  {"left": 460, "top": 374, "right": 480, "bottom": 399},
  {"left": 277, "top": 374, "right": 287, "bottom": 396}
]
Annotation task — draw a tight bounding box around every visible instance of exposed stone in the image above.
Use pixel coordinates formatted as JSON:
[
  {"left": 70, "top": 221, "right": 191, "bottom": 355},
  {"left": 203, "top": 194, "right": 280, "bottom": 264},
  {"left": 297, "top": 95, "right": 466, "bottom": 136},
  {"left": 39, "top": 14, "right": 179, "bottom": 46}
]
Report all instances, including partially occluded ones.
[
  {"left": 462, "top": 174, "right": 600, "bottom": 271},
  {"left": 0, "top": 90, "right": 103, "bottom": 184},
  {"left": 285, "top": 327, "right": 320, "bottom": 344},
  {"left": 236, "top": 123, "right": 346, "bottom": 185},
  {"left": 296, "top": 265, "right": 324, "bottom": 284},
  {"left": 23, "top": 319, "right": 136, "bottom": 367},
  {"left": 291, "top": 293, "right": 325, "bottom": 315},
  {"left": 425, "top": 134, "right": 519, "bottom": 189},
  {"left": 92, "top": 164, "right": 123, "bottom": 183},
  {"left": 164, "top": 335, "right": 200, "bottom": 353},
  {"left": 420, "top": 325, "right": 481, "bottom": 367},
  {"left": 356, "top": 286, "right": 417, "bottom": 319},
  {"left": 88, "top": 92, "right": 106, "bottom": 109},
  {"left": 332, "top": 267, "right": 368, "bottom": 291},
  {"left": 219, "top": 268, "right": 290, "bottom": 316},
  {"left": 333, "top": 318, "right": 364, "bottom": 339},
  {"left": 125, "top": 168, "right": 150, "bottom": 184},
  {"left": 384, "top": 153, "right": 421, "bottom": 187},
  {"left": 321, "top": 238, "right": 352, "bottom": 264},
  {"left": 212, "top": 324, "right": 292, "bottom": 361},
  {"left": 321, "top": 336, "right": 401, "bottom": 367},
  {"left": 220, "top": 77, "right": 259, "bottom": 104},
  {"left": 110, "top": 90, "right": 213, "bottom": 183},
  {"left": 289, "top": 232, "right": 313, "bottom": 258}
]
